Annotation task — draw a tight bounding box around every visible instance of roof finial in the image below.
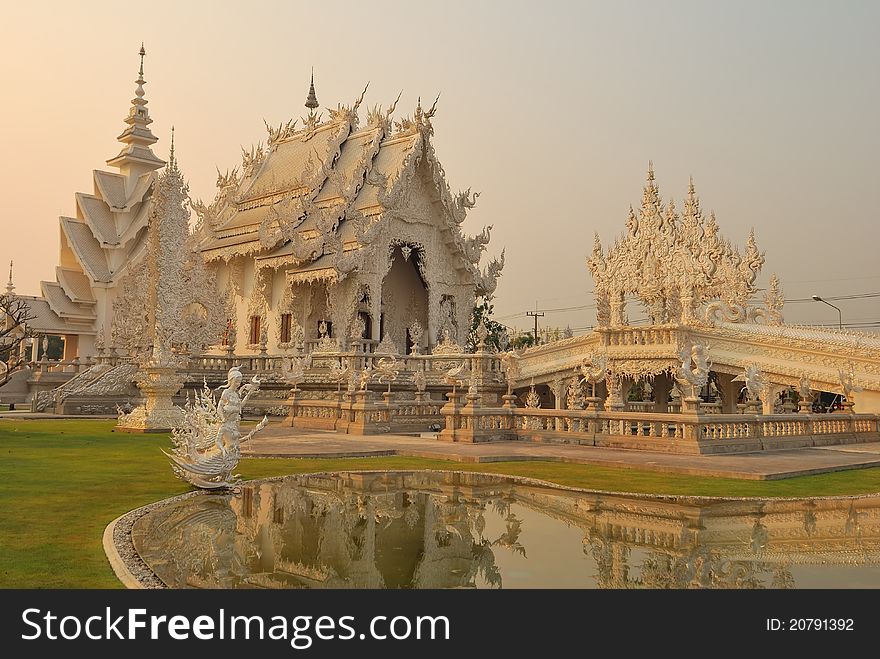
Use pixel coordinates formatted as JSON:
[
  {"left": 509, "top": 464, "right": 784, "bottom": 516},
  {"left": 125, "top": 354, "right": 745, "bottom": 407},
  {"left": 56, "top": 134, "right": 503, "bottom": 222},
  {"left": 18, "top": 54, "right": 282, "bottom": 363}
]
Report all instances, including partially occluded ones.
[
  {"left": 5, "top": 260, "right": 13, "bottom": 295},
  {"left": 305, "top": 68, "right": 319, "bottom": 112},
  {"left": 169, "top": 126, "right": 175, "bottom": 168},
  {"left": 135, "top": 44, "right": 146, "bottom": 100},
  {"left": 106, "top": 43, "right": 164, "bottom": 172},
  {"left": 647, "top": 160, "right": 655, "bottom": 182}
]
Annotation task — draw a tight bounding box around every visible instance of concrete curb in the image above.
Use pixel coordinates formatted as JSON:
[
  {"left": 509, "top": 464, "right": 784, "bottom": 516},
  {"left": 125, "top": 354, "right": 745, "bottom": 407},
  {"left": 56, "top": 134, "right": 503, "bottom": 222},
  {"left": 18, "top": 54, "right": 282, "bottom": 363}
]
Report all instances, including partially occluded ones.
[{"left": 102, "top": 514, "right": 145, "bottom": 590}]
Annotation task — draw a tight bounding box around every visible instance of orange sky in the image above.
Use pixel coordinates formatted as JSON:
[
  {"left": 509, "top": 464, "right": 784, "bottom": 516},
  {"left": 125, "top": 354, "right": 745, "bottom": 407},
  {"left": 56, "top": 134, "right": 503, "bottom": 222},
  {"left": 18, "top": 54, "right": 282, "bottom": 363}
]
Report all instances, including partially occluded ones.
[{"left": 1, "top": 1, "right": 878, "bottom": 333}]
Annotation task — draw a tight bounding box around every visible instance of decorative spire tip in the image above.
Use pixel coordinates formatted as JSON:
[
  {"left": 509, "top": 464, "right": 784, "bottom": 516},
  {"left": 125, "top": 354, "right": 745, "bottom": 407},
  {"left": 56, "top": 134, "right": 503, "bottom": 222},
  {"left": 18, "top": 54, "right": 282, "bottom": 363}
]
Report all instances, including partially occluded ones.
[{"left": 305, "top": 68, "right": 319, "bottom": 111}]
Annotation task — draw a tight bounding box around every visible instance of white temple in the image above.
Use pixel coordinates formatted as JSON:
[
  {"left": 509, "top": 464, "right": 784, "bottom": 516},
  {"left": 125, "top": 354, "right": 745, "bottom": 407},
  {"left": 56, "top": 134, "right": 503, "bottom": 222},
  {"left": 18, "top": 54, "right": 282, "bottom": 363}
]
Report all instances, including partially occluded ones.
[
  {"left": 2, "top": 46, "right": 879, "bottom": 452},
  {"left": 193, "top": 73, "right": 502, "bottom": 356}
]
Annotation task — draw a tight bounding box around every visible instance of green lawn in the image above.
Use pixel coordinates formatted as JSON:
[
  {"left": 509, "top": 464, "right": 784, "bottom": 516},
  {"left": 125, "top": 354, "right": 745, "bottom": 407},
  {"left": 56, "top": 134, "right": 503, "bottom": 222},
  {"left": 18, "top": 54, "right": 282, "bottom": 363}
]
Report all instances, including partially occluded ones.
[{"left": 2, "top": 418, "right": 880, "bottom": 588}]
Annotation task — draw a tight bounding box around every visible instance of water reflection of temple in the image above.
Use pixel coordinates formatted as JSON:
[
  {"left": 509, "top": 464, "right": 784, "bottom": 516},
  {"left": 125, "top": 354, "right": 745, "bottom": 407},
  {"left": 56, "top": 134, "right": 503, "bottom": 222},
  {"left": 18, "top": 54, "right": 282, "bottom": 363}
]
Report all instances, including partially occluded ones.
[{"left": 130, "top": 472, "right": 880, "bottom": 589}]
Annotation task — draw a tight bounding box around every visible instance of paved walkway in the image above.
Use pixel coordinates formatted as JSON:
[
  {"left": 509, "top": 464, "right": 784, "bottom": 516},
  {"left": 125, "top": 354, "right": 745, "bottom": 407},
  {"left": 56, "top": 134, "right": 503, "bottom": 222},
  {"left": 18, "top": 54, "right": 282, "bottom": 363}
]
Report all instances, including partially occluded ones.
[{"left": 243, "top": 426, "right": 880, "bottom": 481}]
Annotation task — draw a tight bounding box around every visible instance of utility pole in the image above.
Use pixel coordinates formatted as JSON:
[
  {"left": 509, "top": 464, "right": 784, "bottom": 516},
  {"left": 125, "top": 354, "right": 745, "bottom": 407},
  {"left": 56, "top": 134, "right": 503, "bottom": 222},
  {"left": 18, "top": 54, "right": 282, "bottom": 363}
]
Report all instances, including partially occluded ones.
[{"left": 526, "top": 303, "right": 544, "bottom": 345}]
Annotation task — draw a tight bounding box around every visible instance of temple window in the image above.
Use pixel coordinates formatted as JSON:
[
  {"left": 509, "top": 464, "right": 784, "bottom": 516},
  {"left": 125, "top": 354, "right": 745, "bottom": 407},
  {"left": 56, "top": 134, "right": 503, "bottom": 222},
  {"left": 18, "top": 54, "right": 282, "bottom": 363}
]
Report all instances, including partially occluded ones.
[
  {"left": 249, "top": 316, "right": 261, "bottom": 345},
  {"left": 280, "top": 314, "right": 292, "bottom": 343},
  {"left": 357, "top": 311, "right": 371, "bottom": 340}
]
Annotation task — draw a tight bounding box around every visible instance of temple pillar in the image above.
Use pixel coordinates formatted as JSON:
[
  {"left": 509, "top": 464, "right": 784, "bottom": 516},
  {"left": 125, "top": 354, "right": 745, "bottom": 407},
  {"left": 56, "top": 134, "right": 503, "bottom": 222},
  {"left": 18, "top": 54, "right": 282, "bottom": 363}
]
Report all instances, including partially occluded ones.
[
  {"left": 763, "top": 384, "right": 782, "bottom": 415},
  {"left": 609, "top": 291, "right": 626, "bottom": 328},
  {"left": 653, "top": 373, "right": 671, "bottom": 413},
  {"left": 551, "top": 377, "right": 566, "bottom": 410},
  {"left": 716, "top": 372, "right": 739, "bottom": 414},
  {"left": 62, "top": 334, "right": 79, "bottom": 360},
  {"left": 621, "top": 378, "right": 633, "bottom": 407}
]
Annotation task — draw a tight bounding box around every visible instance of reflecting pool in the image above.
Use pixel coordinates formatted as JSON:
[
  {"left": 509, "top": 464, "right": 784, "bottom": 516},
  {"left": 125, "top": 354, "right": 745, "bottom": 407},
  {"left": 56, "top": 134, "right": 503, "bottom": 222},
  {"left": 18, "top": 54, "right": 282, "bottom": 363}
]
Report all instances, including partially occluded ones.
[{"left": 131, "top": 472, "right": 880, "bottom": 588}]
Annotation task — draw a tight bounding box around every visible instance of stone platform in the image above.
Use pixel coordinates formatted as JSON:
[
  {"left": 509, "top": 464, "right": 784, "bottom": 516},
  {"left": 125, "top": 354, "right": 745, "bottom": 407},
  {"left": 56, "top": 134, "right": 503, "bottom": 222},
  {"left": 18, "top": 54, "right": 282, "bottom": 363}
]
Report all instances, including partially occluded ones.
[{"left": 243, "top": 424, "right": 880, "bottom": 481}]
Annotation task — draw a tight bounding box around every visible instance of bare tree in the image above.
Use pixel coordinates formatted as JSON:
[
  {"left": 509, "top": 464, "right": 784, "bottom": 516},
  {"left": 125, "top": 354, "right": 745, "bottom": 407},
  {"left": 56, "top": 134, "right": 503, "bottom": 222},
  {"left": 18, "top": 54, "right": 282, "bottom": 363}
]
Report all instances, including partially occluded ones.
[{"left": 0, "top": 293, "right": 34, "bottom": 387}]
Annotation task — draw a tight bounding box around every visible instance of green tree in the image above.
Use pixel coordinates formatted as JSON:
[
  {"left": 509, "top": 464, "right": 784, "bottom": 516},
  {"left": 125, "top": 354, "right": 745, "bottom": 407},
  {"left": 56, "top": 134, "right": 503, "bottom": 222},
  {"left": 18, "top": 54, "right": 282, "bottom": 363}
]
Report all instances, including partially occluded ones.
[
  {"left": 509, "top": 332, "right": 535, "bottom": 350},
  {"left": 466, "top": 298, "right": 508, "bottom": 352}
]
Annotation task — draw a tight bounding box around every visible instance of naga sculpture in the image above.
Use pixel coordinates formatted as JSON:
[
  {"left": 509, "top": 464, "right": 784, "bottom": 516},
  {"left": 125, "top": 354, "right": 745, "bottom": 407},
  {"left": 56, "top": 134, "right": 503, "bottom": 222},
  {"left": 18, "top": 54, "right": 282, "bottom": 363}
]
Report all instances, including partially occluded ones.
[
  {"left": 839, "top": 364, "right": 863, "bottom": 406},
  {"left": 474, "top": 249, "right": 505, "bottom": 299},
  {"left": 735, "top": 365, "right": 767, "bottom": 408},
  {"left": 579, "top": 351, "right": 608, "bottom": 400},
  {"left": 164, "top": 368, "right": 268, "bottom": 489},
  {"left": 675, "top": 343, "right": 711, "bottom": 399}
]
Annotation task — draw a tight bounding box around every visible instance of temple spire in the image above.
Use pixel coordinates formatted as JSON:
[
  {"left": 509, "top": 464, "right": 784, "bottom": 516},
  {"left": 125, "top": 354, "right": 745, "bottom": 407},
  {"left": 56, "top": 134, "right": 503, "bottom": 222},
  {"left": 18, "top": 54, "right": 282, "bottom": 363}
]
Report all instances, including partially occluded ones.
[
  {"left": 169, "top": 126, "right": 176, "bottom": 170},
  {"left": 5, "top": 260, "right": 13, "bottom": 295},
  {"left": 107, "top": 43, "right": 165, "bottom": 178},
  {"left": 305, "top": 68, "right": 319, "bottom": 113}
]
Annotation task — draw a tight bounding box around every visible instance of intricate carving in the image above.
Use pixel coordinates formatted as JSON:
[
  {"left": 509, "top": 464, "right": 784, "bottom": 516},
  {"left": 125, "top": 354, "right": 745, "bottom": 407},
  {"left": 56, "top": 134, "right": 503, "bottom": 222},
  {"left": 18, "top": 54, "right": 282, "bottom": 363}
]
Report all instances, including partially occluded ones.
[
  {"left": 474, "top": 250, "right": 505, "bottom": 300},
  {"left": 764, "top": 274, "right": 784, "bottom": 325},
  {"left": 412, "top": 369, "right": 427, "bottom": 393},
  {"left": 589, "top": 165, "right": 772, "bottom": 327},
  {"left": 674, "top": 343, "right": 711, "bottom": 399},
  {"left": 375, "top": 356, "right": 401, "bottom": 392},
  {"left": 163, "top": 370, "right": 268, "bottom": 489},
  {"left": 408, "top": 319, "right": 424, "bottom": 355},
  {"left": 432, "top": 327, "right": 465, "bottom": 355},
  {"left": 735, "top": 364, "right": 768, "bottom": 403},
  {"left": 281, "top": 355, "right": 310, "bottom": 390},
  {"left": 579, "top": 351, "right": 608, "bottom": 398},
  {"left": 839, "top": 363, "right": 863, "bottom": 400},
  {"left": 524, "top": 384, "right": 541, "bottom": 409}
]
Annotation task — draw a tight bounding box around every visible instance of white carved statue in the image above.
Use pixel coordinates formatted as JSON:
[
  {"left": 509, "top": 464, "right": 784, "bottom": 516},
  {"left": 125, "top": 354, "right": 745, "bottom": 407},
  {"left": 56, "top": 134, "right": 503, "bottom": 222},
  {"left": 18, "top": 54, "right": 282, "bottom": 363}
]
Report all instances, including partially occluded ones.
[
  {"left": 675, "top": 343, "right": 711, "bottom": 398},
  {"left": 329, "top": 358, "right": 351, "bottom": 393},
  {"left": 375, "top": 357, "right": 400, "bottom": 393},
  {"left": 735, "top": 364, "right": 767, "bottom": 403},
  {"left": 164, "top": 369, "right": 268, "bottom": 489},
  {"left": 281, "top": 355, "right": 308, "bottom": 390},
  {"left": 579, "top": 351, "right": 608, "bottom": 398},
  {"left": 408, "top": 319, "right": 424, "bottom": 355},
  {"left": 798, "top": 376, "right": 813, "bottom": 401},
  {"left": 359, "top": 365, "right": 374, "bottom": 391},
  {"left": 839, "top": 364, "right": 863, "bottom": 400},
  {"left": 412, "top": 369, "right": 427, "bottom": 393}
]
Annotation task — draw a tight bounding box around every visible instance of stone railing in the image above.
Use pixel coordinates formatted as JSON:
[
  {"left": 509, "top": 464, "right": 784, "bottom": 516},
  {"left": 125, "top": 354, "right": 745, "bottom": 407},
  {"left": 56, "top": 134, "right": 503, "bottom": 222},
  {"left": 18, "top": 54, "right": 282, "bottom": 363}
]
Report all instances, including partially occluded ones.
[
  {"left": 187, "top": 350, "right": 503, "bottom": 378},
  {"left": 283, "top": 390, "right": 443, "bottom": 435},
  {"left": 437, "top": 402, "right": 880, "bottom": 455},
  {"left": 598, "top": 326, "right": 682, "bottom": 348}
]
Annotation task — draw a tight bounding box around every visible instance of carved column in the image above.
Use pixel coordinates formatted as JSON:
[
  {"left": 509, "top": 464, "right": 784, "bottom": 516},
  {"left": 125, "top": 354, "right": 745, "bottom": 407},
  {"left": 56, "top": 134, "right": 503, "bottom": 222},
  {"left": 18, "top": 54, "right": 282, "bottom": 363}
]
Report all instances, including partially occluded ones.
[
  {"left": 762, "top": 384, "right": 781, "bottom": 415},
  {"left": 716, "top": 372, "right": 739, "bottom": 414},
  {"left": 620, "top": 378, "right": 633, "bottom": 410},
  {"left": 609, "top": 291, "right": 626, "bottom": 328},
  {"left": 605, "top": 373, "right": 626, "bottom": 411},
  {"left": 426, "top": 286, "right": 441, "bottom": 349},
  {"left": 653, "top": 373, "right": 671, "bottom": 413}
]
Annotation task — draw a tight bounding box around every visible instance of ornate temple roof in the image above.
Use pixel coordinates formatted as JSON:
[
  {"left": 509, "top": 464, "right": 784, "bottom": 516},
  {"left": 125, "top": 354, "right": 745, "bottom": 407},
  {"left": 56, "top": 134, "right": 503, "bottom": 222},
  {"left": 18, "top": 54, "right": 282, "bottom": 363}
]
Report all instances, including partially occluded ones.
[
  {"left": 33, "top": 46, "right": 165, "bottom": 335},
  {"left": 195, "top": 81, "right": 503, "bottom": 295}
]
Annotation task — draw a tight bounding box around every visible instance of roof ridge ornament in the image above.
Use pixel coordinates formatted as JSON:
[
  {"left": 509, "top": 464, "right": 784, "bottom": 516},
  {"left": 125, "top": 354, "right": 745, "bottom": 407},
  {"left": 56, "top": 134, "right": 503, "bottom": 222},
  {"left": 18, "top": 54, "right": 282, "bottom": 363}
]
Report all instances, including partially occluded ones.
[{"left": 305, "top": 68, "right": 319, "bottom": 112}]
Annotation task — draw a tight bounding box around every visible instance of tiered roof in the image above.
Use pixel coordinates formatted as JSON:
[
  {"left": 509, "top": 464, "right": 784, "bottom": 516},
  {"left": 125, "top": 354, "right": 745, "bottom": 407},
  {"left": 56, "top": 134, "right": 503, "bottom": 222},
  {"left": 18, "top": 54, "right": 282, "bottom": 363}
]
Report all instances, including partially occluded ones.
[
  {"left": 196, "top": 80, "right": 503, "bottom": 294},
  {"left": 37, "top": 45, "right": 165, "bottom": 335}
]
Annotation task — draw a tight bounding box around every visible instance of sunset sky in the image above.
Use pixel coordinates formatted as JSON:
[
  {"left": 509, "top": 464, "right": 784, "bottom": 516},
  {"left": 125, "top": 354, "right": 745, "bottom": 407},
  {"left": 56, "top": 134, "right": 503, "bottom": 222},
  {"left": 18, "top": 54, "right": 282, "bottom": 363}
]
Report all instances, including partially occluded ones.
[{"left": 1, "top": 0, "right": 877, "bottom": 333}]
